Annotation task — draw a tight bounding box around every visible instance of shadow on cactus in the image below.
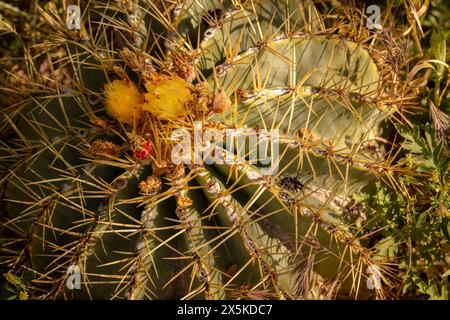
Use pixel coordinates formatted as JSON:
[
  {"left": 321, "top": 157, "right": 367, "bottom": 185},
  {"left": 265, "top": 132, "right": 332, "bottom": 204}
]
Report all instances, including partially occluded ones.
[{"left": 0, "top": 0, "right": 411, "bottom": 300}]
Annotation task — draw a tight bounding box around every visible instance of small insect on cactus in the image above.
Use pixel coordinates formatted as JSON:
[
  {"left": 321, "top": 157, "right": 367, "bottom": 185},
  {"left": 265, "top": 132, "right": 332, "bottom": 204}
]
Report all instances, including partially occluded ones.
[{"left": 0, "top": 0, "right": 404, "bottom": 299}]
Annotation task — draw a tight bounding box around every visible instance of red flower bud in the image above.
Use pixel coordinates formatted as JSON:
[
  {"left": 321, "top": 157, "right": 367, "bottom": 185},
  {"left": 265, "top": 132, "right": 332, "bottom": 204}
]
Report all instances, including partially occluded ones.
[{"left": 133, "top": 140, "right": 153, "bottom": 161}]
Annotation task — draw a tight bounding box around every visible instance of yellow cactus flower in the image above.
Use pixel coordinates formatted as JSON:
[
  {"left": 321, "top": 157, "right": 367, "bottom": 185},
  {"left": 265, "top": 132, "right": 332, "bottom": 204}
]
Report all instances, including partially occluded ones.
[
  {"left": 142, "top": 75, "right": 193, "bottom": 121},
  {"left": 104, "top": 80, "right": 144, "bottom": 124},
  {"left": 19, "top": 290, "right": 29, "bottom": 300}
]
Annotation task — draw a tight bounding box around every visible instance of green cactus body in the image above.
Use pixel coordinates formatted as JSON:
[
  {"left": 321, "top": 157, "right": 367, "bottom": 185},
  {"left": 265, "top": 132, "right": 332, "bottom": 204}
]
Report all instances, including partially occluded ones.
[{"left": 1, "top": 0, "right": 393, "bottom": 299}]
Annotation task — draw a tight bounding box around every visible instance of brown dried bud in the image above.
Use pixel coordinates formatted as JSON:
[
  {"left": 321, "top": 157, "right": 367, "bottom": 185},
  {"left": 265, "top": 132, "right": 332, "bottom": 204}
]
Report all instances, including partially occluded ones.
[
  {"left": 177, "top": 63, "right": 196, "bottom": 83},
  {"left": 212, "top": 89, "right": 231, "bottom": 113},
  {"left": 139, "top": 175, "right": 162, "bottom": 195},
  {"left": 165, "top": 49, "right": 197, "bottom": 82},
  {"left": 89, "top": 140, "right": 120, "bottom": 157},
  {"left": 120, "top": 48, "right": 156, "bottom": 80},
  {"left": 167, "top": 164, "right": 185, "bottom": 182},
  {"left": 177, "top": 195, "right": 193, "bottom": 208},
  {"left": 197, "top": 95, "right": 213, "bottom": 114}
]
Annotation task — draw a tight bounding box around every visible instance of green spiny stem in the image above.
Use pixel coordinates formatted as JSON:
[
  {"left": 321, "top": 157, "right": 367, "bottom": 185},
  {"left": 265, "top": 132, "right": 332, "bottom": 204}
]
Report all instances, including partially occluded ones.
[{"left": 50, "top": 164, "right": 144, "bottom": 299}]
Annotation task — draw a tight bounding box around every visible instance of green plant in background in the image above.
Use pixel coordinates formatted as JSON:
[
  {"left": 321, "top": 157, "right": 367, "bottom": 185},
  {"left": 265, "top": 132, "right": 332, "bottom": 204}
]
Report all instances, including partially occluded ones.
[
  {"left": 0, "top": 0, "right": 448, "bottom": 300},
  {"left": 351, "top": 0, "right": 450, "bottom": 300},
  {"left": 358, "top": 123, "right": 449, "bottom": 299}
]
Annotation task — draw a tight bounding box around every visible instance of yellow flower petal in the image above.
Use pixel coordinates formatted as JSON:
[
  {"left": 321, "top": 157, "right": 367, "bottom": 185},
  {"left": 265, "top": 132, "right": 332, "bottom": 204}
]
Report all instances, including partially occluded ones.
[
  {"left": 104, "top": 80, "right": 143, "bottom": 124},
  {"left": 143, "top": 75, "right": 193, "bottom": 120}
]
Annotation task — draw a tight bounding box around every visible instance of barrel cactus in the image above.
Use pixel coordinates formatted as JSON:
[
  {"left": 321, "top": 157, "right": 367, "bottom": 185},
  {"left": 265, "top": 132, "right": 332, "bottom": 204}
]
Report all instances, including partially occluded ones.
[{"left": 1, "top": 0, "right": 400, "bottom": 299}]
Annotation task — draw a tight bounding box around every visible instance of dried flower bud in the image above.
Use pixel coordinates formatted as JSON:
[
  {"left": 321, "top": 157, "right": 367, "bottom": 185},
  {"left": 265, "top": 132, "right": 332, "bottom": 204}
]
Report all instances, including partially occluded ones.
[
  {"left": 139, "top": 175, "right": 162, "bottom": 195},
  {"left": 212, "top": 88, "right": 231, "bottom": 113},
  {"left": 167, "top": 164, "right": 185, "bottom": 182},
  {"left": 89, "top": 140, "right": 120, "bottom": 157},
  {"left": 177, "top": 195, "right": 193, "bottom": 208}
]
